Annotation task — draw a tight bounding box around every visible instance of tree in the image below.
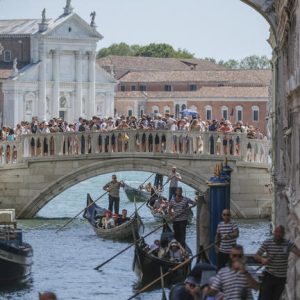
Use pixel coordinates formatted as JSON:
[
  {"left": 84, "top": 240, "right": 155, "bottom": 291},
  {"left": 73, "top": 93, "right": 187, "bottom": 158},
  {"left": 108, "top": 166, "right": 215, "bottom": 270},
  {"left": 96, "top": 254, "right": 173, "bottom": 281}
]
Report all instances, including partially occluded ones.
[
  {"left": 97, "top": 43, "right": 194, "bottom": 59},
  {"left": 97, "top": 42, "right": 134, "bottom": 58},
  {"left": 239, "top": 55, "right": 271, "bottom": 69},
  {"left": 204, "top": 55, "right": 271, "bottom": 70}
]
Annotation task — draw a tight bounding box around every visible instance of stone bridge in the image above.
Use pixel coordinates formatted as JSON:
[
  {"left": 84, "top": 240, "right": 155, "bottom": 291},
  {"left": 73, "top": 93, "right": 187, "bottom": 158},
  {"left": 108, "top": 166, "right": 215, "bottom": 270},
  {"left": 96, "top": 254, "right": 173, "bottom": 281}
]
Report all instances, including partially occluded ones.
[{"left": 0, "top": 130, "right": 272, "bottom": 218}]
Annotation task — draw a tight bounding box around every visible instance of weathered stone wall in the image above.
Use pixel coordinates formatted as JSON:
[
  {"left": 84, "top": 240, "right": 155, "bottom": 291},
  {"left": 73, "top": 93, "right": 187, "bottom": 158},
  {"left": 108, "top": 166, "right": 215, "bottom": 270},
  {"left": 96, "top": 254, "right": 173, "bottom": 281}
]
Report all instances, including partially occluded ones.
[{"left": 0, "top": 154, "right": 272, "bottom": 219}]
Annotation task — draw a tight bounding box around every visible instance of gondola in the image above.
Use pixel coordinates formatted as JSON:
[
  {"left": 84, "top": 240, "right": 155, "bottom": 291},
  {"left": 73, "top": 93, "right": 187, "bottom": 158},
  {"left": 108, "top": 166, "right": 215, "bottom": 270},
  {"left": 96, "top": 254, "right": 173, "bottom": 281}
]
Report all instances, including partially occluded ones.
[
  {"left": 83, "top": 193, "right": 143, "bottom": 241},
  {"left": 0, "top": 209, "right": 33, "bottom": 285},
  {"left": 123, "top": 182, "right": 150, "bottom": 202},
  {"left": 147, "top": 202, "right": 194, "bottom": 225},
  {"left": 133, "top": 223, "right": 192, "bottom": 285}
]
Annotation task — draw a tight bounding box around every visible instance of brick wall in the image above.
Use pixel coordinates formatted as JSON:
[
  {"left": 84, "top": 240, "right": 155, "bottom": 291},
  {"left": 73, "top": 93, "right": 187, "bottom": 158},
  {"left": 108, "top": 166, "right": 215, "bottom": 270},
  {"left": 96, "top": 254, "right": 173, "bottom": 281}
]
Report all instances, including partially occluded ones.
[{"left": 0, "top": 36, "right": 31, "bottom": 67}]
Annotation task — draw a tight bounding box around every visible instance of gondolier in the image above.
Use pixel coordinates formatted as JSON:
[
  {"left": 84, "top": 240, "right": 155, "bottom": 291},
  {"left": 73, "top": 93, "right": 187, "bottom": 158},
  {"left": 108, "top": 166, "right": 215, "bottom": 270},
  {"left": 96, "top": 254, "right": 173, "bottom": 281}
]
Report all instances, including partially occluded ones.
[
  {"left": 169, "top": 187, "right": 196, "bottom": 247},
  {"left": 254, "top": 225, "right": 300, "bottom": 300},
  {"left": 103, "top": 174, "right": 124, "bottom": 214},
  {"left": 166, "top": 166, "right": 182, "bottom": 200}
]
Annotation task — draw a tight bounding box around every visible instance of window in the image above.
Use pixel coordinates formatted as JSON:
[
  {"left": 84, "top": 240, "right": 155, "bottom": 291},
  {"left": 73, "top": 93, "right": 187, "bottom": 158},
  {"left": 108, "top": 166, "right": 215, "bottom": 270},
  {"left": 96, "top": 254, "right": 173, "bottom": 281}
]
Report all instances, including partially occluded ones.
[
  {"left": 189, "top": 84, "right": 197, "bottom": 91},
  {"left": 3, "top": 50, "right": 12, "bottom": 62},
  {"left": 120, "top": 85, "right": 125, "bottom": 92},
  {"left": 205, "top": 105, "right": 212, "bottom": 120},
  {"left": 164, "top": 106, "right": 170, "bottom": 114},
  {"left": 164, "top": 84, "right": 172, "bottom": 92},
  {"left": 139, "top": 85, "right": 146, "bottom": 91},
  {"left": 131, "top": 85, "right": 136, "bottom": 91},
  {"left": 128, "top": 108, "right": 133, "bottom": 117},
  {"left": 252, "top": 106, "right": 259, "bottom": 122},
  {"left": 235, "top": 106, "right": 243, "bottom": 122},
  {"left": 221, "top": 106, "right": 228, "bottom": 120},
  {"left": 152, "top": 106, "right": 159, "bottom": 114}
]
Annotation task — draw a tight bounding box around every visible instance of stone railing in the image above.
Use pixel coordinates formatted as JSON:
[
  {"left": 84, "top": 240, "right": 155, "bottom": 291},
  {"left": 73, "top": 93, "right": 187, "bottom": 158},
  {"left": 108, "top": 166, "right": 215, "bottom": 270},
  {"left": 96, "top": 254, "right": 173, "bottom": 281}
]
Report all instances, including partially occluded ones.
[{"left": 0, "top": 130, "right": 271, "bottom": 166}]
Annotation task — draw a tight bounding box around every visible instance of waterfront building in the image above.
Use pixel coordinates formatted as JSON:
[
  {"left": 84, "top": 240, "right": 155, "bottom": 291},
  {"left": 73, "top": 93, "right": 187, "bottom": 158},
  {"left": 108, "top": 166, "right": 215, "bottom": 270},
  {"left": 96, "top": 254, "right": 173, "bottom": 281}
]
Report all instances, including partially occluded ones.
[
  {"left": 0, "top": 1, "right": 116, "bottom": 127},
  {"left": 98, "top": 56, "right": 271, "bottom": 133}
]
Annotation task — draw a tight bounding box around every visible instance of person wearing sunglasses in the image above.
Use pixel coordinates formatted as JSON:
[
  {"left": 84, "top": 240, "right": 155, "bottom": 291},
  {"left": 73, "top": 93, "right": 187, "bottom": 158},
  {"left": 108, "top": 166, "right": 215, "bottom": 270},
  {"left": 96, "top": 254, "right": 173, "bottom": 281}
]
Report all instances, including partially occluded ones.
[
  {"left": 215, "top": 209, "right": 239, "bottom": 269},
  {"left": 254, "top": 225, "right": 300, "bottom": 300},
  {"left": 208, "top": 245, "right": 259, "bottom": 300}
]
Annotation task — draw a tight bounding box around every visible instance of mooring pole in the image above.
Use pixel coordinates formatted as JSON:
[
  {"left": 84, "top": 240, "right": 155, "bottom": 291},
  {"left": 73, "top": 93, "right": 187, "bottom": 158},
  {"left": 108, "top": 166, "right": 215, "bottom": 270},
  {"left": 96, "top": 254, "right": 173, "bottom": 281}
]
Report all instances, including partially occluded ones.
[{"left": 206, "top": 164, "right": 230, "bottom": 265}]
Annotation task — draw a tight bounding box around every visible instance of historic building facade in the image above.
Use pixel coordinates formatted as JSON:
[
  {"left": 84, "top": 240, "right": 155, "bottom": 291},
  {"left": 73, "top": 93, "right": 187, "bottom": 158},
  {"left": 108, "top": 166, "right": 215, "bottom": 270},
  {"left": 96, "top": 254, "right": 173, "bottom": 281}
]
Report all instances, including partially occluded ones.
[
  {"left": 0, "top": 1, "right": 116, "bottom": 127},
  {"left": 100, "top": 55, "right": 271, "bottom": 134}
]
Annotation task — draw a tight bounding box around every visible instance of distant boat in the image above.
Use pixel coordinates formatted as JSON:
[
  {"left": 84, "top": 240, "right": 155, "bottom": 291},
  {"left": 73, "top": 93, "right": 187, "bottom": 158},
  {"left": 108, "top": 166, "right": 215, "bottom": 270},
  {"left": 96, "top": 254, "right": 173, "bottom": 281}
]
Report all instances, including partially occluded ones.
[
  {"left": 0, "top": 209, "right": 33, "bottom": 285},
  {"left": 123, "top": 182, "right": 151, "bottom": 202},
  {"left": 83, "top": 193, "right": 143, "bottom": 241},
  {"left": 133, "top": 223, "right": 192, "bottom": 285}
]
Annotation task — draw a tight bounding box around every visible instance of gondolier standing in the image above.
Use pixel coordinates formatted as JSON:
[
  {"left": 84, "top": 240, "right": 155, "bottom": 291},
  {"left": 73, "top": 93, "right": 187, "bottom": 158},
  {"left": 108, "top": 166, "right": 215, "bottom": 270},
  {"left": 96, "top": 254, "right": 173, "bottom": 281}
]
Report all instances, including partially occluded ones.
[
  {"left": 254, "top": 225, "right": 300, "bottom": 300},
  {"left": 169, "top": 187, "right": 196, "bottom": 247},
  {"left": 103, "top": 174, "right": 124, "bottom": 214},
  {"left": 166, "top": 166, "right": 182, "bottom": 200}
]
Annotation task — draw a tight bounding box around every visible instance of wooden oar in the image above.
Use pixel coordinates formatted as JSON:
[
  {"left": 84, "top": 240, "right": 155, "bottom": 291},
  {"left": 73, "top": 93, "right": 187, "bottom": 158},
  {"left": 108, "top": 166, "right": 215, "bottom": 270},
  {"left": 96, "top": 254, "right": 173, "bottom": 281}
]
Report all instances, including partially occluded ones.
[
  {"left": 94, "top": 222, "right": 166, "bottom": 270},
  {"left": 160, "top": 267, "right": 167, "bottom": 300},
  {"left": 127, "top": 241, "right": 218, "bottom": 300},
  {"left": 55, "top": 191, "right": 108, "bottom": 233}
]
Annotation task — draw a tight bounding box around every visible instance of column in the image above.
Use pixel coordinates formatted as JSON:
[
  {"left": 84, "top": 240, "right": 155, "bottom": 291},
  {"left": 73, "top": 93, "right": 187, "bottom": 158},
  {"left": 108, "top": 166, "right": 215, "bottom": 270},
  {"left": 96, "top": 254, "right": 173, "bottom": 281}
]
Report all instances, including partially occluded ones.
[
  {"left": 38, "top": 48, "right": 47, "bottom": 121},
  {"left": 88, "top": 51, "right": 96, "bottom": 118},
  {"left": 207, "top": 165, "right": 230, "bottom": 265},
  {"left": 52, "top": 49, "right": 60, "bottom": 118},
  {"left": 75, "top": 50, "right": 83, "bottom": 119}
]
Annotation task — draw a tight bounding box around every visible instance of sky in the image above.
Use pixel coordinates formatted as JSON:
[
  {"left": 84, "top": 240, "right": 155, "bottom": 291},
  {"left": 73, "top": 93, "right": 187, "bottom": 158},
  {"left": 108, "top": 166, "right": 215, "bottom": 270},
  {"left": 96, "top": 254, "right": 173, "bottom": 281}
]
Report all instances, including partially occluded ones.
[{"left": 0, "top": 0, "right": 272, "bottom": 61}]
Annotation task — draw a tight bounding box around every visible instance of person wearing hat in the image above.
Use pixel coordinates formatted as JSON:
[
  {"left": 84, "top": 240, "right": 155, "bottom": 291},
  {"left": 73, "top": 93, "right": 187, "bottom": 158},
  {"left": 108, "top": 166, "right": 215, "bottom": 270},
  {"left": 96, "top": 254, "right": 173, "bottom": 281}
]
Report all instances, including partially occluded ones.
[{"left": 166, "top": 239, "right": 187, "bottom": 262}]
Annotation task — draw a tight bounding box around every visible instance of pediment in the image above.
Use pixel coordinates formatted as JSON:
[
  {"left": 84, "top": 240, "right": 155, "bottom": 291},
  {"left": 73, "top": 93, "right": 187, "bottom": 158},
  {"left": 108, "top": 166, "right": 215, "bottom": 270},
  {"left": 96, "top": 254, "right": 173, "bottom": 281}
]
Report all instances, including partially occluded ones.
[
  {"left": 95, "top": 65, "right": 117, "bottom": 84},
  {"left": 44, "top": 13, "right": 102, "bottom": 40}
]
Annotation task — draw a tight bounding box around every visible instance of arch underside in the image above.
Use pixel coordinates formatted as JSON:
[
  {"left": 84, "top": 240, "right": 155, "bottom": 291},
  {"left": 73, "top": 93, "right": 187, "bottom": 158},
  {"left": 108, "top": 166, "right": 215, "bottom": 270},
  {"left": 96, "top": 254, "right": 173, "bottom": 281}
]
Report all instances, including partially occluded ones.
[
  {"left": 241, "top": 0, "right": 276, "bottom": 35},
  {"left": 19, "top": 158, "right": 210, "bottom": 218}
]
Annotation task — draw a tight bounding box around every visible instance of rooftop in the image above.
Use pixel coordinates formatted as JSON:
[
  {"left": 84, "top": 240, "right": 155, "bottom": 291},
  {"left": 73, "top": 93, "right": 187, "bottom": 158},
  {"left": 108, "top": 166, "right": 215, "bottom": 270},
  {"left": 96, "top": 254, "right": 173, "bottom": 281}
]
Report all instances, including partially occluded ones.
[
  {"left": 97, "top": 55, "right": 227, "bottom": 79},
  {"left": 0, "top": 19, "right": 48, "bottom": 35},
  {"left": 116, "top": 86, "right": 269, "bottom": 99},
  {"left": 118, "top": 69, "right": 272, "bottom": 86}
]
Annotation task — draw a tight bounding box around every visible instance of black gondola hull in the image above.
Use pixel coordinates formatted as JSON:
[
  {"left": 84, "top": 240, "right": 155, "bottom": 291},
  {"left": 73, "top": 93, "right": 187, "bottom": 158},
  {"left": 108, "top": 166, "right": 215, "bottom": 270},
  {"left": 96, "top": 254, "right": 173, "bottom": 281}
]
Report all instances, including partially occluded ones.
[
  {"left": 0, "top": 243, "right": 33, "bottom": 285},
  {"left": 134, "top": 246, "right": 191, "bottom": 285}
]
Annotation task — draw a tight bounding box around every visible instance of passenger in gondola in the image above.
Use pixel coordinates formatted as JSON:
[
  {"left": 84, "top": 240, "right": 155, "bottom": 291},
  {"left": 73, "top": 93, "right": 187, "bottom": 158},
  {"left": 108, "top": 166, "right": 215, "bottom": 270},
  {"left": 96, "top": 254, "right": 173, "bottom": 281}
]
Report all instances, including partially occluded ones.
[
  {"left": 112, "top": 213, "right": 120, "bottom": 226},
  {"left": 147, "top": 187, "right": 159, "bottom": 207},
  {"left": 166, "top": 239, "right": 187, "bottom": 262},
  {"left": 154, "top": 173, "right": 164, "bottom": 189},
  {"left": 115, "top": 209, "right": 130, "bottom": 225},
  {"left": 169, "top": 275, "right": 202, "bottom": 300},
  {"left": 101, "top": 211, "right": 115, "bottom": 229},
  {"left": 148, "top": 239, "right": 160, "bottom": 255},
  {"left": 153, "top": 197, "right": 168, "bottom": 214},
  {"left": 157, "top": 238, "right": 169, "bottom": 258}
]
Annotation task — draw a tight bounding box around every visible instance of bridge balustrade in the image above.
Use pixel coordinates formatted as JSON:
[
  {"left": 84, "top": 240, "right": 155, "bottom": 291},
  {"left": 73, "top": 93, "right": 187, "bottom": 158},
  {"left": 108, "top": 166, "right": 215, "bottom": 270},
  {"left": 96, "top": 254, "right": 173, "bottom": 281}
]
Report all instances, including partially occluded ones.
[{"left": 0, "top": 130, "right": 271, "bottom": 166}]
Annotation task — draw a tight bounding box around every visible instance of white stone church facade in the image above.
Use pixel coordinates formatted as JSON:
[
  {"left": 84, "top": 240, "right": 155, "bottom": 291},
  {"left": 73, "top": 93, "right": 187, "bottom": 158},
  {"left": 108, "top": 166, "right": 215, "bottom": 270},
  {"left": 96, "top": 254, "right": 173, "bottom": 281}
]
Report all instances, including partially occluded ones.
[{"left": 0, "top": 1, "right": 116, "bottom": 127}]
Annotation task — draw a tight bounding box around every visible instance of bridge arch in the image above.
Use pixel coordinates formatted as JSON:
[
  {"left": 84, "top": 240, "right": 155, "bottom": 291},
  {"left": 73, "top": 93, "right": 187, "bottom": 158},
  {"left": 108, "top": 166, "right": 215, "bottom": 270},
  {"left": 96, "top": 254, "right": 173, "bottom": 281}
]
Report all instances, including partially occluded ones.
[{"left": 18, "top": 158, "right": 209, "bottom": 218}]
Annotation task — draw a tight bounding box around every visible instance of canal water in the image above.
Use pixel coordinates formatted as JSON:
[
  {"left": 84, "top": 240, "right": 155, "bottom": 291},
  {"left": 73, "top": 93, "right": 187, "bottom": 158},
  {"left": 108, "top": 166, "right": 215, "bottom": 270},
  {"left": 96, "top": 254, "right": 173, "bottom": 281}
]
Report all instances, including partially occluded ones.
[{"left": 0, "top": 171, "right": 270, "bottom": 300}]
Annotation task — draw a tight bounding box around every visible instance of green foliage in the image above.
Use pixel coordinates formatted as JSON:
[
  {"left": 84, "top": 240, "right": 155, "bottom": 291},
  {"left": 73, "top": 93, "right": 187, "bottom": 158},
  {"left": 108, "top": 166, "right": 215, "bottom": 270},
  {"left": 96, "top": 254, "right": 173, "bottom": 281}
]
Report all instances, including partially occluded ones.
[
  {"left": 97, "top": 42, "right": 135, "bottom": 58},
  {"left": 205, "top": 55, "right": 271, "bottom": 70},
  {"left": 97, "top": 43, "right": 194, "bottom": 59}
]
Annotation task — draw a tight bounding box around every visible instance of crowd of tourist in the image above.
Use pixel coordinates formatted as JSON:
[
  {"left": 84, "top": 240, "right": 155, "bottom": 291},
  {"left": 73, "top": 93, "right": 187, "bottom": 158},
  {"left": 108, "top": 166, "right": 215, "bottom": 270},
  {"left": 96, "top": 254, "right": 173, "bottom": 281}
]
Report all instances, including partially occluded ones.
[{"left": 0, "top": 113, "right": 267, "bottom": 141}]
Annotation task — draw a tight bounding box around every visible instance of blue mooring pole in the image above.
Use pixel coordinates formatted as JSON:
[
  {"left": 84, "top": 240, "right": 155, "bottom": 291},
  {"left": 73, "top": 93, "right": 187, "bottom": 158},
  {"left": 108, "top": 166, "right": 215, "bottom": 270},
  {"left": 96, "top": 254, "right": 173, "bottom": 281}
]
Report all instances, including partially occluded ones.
[
  {"left": 207, "top": 164, "right": 230, "bottom": 265},
  {"left": 221, "top": 160, "right": 233, "bottom": 209}
]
